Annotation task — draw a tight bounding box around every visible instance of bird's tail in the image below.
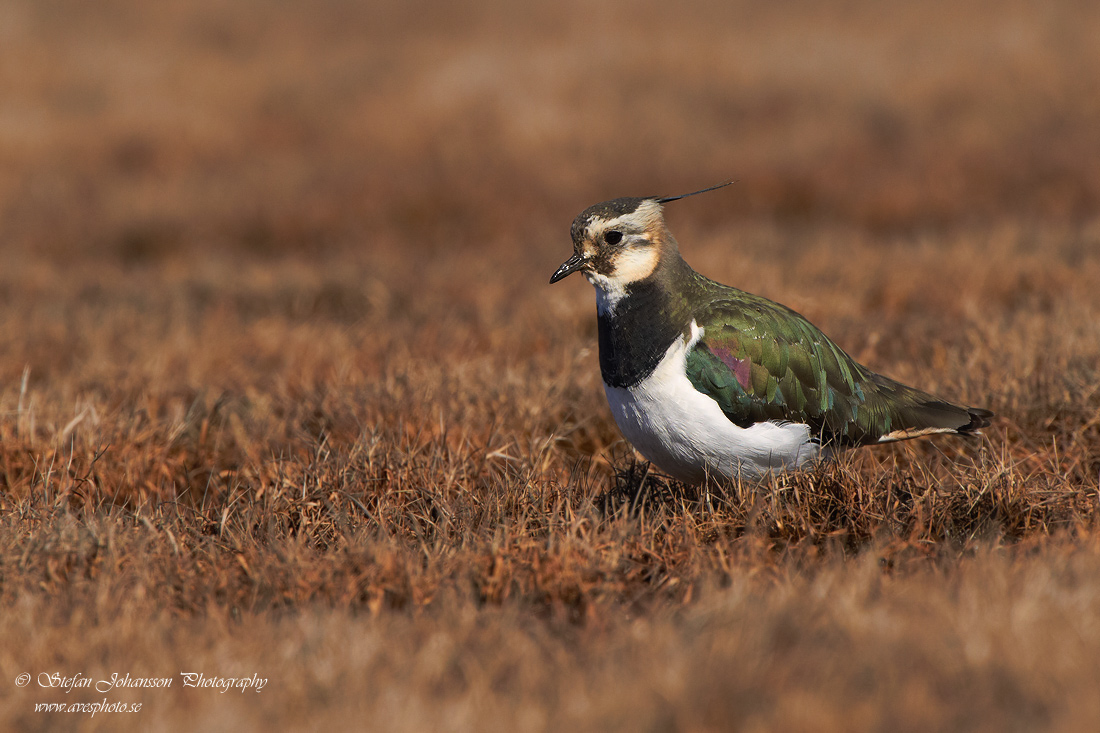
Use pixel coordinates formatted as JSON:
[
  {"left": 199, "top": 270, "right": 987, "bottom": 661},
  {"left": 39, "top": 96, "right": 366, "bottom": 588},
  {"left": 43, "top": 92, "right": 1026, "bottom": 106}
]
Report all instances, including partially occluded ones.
[{"left": 870, "top": 374, "right": 993, "bottom": 444}]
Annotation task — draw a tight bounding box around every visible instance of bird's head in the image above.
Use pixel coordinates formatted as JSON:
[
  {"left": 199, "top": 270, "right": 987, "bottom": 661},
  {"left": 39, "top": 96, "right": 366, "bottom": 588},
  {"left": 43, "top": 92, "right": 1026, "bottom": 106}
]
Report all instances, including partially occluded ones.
[{"left": 549, "top": 183, "right": 731, "bottom": 296}]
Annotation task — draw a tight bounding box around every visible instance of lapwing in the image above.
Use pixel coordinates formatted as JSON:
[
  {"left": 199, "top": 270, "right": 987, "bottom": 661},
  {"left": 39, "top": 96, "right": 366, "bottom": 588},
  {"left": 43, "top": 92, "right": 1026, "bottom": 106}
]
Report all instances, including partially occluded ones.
[{"left": 550, "top": 184, "right": 993, "bottom": 483}]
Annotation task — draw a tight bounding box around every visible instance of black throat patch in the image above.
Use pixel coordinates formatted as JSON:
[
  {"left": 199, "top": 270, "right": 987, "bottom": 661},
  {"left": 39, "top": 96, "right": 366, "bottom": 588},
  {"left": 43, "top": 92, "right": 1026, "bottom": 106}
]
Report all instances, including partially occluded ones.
[{"left": 597, "top": 277, "right": 690, "bottom": 389}]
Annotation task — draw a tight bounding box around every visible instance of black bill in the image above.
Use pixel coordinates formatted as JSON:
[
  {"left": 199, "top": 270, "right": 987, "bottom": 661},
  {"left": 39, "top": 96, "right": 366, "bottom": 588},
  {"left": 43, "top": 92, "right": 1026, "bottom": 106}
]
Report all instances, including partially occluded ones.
[{"left": 549, "top": 252, "right": 586, "bottom": 284}]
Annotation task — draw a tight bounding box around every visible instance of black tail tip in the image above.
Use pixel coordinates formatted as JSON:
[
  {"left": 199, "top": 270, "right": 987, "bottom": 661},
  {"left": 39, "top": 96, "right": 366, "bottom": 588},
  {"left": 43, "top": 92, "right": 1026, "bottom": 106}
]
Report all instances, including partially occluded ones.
[{"left": 961, "top": 407, "right": 995, "bottom": 434}]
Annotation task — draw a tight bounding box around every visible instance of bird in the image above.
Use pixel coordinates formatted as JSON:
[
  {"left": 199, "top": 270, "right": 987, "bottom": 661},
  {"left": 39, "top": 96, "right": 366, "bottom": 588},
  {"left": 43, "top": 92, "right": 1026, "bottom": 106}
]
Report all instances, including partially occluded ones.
[{"left": 549, "top": 183, "right": 993, "bottom": 483}]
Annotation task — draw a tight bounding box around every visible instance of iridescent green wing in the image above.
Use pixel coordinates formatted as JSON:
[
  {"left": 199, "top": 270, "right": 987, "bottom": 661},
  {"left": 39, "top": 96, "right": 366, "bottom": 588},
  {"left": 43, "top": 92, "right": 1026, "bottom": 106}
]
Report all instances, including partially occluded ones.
[
  {"left": 684, "top": 295, "right": 898, "bottom": 445},
  {"left": 685, "top": 294, "right": 991, "bottom": 445}
]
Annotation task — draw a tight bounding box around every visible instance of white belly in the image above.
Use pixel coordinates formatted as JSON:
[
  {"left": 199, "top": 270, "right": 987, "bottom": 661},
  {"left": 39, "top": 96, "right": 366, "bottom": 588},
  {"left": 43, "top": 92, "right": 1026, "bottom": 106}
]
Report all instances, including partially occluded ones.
[{"left": 603, "top": 320, "right": 820, "bottom": 483}]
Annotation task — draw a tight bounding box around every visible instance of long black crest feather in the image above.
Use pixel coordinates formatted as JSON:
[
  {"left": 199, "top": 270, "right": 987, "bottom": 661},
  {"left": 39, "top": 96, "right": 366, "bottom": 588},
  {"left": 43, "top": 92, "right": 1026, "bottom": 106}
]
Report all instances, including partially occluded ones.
[{"left": 656, "top": 180, "right": 735, "bottom": 204}]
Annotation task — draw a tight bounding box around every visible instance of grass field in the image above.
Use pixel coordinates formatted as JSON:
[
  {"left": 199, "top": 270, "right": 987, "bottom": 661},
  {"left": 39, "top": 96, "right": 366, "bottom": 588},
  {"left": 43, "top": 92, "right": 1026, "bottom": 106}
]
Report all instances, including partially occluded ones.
[{"left": 3, "top": 0, "right": 1100, "bottom": 730}]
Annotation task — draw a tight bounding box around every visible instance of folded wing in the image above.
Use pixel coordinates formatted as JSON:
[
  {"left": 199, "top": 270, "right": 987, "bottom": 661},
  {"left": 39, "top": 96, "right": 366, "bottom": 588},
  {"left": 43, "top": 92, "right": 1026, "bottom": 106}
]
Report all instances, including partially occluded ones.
[{"left": 684, "top": 297, "right": 992, "bottom": 446}]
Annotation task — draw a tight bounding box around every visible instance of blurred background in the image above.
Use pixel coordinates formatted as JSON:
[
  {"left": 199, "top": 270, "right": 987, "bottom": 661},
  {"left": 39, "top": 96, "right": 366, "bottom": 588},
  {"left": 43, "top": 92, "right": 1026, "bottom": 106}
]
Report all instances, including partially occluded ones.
[{"left": 4, "top": 0, "right": 1099, "bottom": 262}]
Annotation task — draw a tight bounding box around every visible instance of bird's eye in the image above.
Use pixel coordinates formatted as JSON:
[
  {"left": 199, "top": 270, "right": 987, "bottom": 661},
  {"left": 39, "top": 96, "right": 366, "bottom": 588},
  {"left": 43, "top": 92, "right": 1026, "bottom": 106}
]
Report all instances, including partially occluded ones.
[{"left": 603, "top": 230, "right": 623, "bottom": 245}]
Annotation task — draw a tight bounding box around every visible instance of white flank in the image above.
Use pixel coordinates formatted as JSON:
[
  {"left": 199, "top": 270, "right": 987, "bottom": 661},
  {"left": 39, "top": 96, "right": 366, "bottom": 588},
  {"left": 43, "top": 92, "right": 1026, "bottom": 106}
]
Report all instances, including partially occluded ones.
[{"left": 604, "top": 320, "right": 820, "bottom": 482}]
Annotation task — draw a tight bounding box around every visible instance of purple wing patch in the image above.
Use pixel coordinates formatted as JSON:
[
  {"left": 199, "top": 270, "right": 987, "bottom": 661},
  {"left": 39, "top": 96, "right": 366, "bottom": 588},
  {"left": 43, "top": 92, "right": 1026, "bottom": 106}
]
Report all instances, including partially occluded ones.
[{"left": 710, "top": 345, "right": 752, "bottom": 391}]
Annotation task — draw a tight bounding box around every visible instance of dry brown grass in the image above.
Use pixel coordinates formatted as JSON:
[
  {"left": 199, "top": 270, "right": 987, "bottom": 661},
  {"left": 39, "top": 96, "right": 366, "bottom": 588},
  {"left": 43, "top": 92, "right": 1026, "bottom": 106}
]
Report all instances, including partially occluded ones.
[{"left": 2, "top": 0, "right": 1100, "bottom": 730}]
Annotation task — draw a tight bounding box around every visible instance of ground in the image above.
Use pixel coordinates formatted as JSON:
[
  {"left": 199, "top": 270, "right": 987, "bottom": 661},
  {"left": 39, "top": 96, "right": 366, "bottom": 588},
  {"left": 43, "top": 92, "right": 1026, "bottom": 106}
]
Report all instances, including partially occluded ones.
[{"left": 2, "top": 0, "right": 1100, "bottom": 730}]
